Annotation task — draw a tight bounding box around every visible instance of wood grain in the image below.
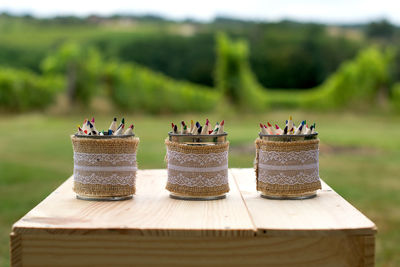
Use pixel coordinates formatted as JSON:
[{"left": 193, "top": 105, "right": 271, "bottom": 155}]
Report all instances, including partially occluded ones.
[
  {"left": 230, "top": 168, "right": 377, "bottom": 236},
  {"left": 14, "top": 234, "right": 373, "bottom": 267},
  {"left": 12, "top": 169, "right": 255, "bottom": 237}
]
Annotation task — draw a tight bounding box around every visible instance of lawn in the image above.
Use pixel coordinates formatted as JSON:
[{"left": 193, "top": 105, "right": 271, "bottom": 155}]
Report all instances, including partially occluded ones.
[{"left": 0, "top": 110, "right": 399, "bottom": 266}]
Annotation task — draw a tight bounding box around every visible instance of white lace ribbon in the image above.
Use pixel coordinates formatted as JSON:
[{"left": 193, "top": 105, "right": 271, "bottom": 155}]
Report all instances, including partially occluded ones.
[
  {"left": 74, "top": 172, "right": 136, "bottom": 186},
  {"left": 74, "top": 165, "right": 137, "bottom": 172},
  {"left": 167, "top": 171, "right": 228, "bottom": 187},
  {"left": 73, "top": 152, "right": 137, "bottom": 186},
  {"left": 168, "top": 164, "right": 228, "bottom": 173},
  {"left": 258, "top": 162, "right": 318, "bottom": 171},
  {"left": 167, "top": 149, "right": 229, "bottom": 188},
  {"left": 74, "top": 152, "right": 137, "bottom": 165},
  {"left": 167, "top": 150, "right": 228, "bottom": 166},
  {"left": 258, "top": 149, "right": 320, "bottom": 185}
]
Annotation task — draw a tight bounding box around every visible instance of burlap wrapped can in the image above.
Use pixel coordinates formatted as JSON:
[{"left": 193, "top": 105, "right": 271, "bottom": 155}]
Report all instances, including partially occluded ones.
[
  {"left": 165, "top": 133, "right": 229, "bottom": 200},
  {"left": 255, "top": 134, "right": 321, "bottom": 199},
  {"left": 71, "top": 135, "right": 140, "bottom": 200}
]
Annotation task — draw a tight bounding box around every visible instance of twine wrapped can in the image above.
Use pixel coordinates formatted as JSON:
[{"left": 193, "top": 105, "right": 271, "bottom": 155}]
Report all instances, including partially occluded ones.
[
  {"left": 71, "top": 135, "right": 140, "bottom": 201},
  {"left": 255, "top": 134, "right": 321, "bottom": 199},
  {"left": 165, "top": 133, "right": 229, "bottom": 200}
]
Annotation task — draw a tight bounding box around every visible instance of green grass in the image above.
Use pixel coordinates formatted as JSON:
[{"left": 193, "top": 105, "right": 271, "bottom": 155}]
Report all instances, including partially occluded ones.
[{"left": 0, "top": 111, "right": 399, "bottom": 266}]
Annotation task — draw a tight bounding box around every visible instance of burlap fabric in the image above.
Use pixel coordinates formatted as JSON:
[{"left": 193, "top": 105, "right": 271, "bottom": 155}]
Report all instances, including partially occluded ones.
[
  {"left": 71, "top": 135, "right": 139, "bottom": 197},
  {"left": 255, "top": 138, "right": 321, "bottom": 197},
  {"left": 165, "top": 139, "right": 230, "bottom": 197}
]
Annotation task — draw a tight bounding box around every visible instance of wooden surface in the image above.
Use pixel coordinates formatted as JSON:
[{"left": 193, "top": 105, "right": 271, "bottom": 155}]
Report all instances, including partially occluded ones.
[
  {"left": 11, "top": 169, "right": 377, "bottom": 266},
  {"left": 230, "top": 168, "right": 377, "bottom": 236}
]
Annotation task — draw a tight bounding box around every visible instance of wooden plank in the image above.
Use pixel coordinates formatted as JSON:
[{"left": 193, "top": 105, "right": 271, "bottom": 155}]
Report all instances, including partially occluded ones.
[
  {"left": 12, "top": 169, "right": 255, "bottom": 237},
  {"left": 231, "top": 168, "right": 377, "bottom": 236},
  {"left": 12, "top": 234, "right": 374, "bottom": 267}
]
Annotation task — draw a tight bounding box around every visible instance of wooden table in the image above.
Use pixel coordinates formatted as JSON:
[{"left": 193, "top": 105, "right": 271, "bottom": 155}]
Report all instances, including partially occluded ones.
[{"left": 10, "top": 169, "right": 376, "bottom": 266}]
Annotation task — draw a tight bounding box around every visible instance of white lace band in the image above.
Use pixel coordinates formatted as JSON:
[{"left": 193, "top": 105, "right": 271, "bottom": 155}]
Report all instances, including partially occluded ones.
[
  {"left": 74, "top": 172, "right": 136, "bottom": 186},
  {"left": 258, "top": 162, "right": 318, "bottom": 171},
  {"left": 73, "top": 152, "right": 137, "bottom": 186},
  {"left": 167, "top": 171, "right": 228, "bottom": 187},
  {"left": 74, "top": 165, "right": 137, "bottom": 172},
  {"left": 166, "top": 149, "right": 229, "bottom": 188},
  {"left": 167, "top": 164, "right": 228, "bottom": 173},
  {"left": 74, "top": 152, "right": 137, "bottom": 165},
  {"left": 258, "top": 149, "right": 320, "bottom": 185}
]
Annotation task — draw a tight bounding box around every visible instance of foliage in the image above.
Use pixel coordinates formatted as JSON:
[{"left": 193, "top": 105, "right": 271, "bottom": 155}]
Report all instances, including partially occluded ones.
[
  {"left": 391, "top": 82, "right": 400, "bottom": 111},
  {"left": 41, "top": 42, "right": 102, "bottom": 105},
  {"left": 0, "top": 67, "right": 63, "bottom": 111},
  {"left": 306, "top": 47, "right": 393, "bottom": 109},
  {"left": 102, "top": 61, "right": 220, "bottom": 114},
  {"left": 0, "top": 14, "right": 365, "bottom": 89},
  {"left": 215, "top": 33, "right": 266, "bottom": 111}
]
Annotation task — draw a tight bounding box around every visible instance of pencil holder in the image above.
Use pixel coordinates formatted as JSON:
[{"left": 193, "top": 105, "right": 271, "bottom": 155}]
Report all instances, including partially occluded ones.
[
  {"left": 165, "top": 133, "right": 229, "bottom": 200},
  {"left": 71, "top": 135, "right": 139, "bottom": 200},
  {"left": 255, "top": 134, "right": 321, "bottom": 199}
]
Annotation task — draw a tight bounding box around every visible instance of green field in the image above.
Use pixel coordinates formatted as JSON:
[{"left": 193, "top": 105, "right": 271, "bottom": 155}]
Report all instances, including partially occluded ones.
[{"left": 0, "top": 111, "right": 400, "bottom": 266}]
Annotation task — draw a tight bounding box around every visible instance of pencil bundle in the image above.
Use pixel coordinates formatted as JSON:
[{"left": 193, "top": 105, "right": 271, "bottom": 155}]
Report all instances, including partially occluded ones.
[
  {"left": 165, "top": 119, "right": 229, "bottom": 199},
  {"left": 259, "top": 116, "right": 316, "bottom": 135},
  {"left": 71, "top": 117, "right": 139, "bottom": 200},
  {"left": 76, "top": 117, "right": 135, "bottom": 136},
  {"left": 254, "top": 115, "right": 321, "bottom": 199},
  {"left": 170, "top": 119, "right": 225, "bottom": 135}
]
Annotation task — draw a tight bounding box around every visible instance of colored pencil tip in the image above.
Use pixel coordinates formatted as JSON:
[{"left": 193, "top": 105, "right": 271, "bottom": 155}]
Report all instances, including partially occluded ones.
[
  {"left": 259, "top": 123, "right": 263, "bottom": 128},
  {"left": 181, "top": 121, "right": 185, "bottom": 126},
  {"left": 91, "top": 117, "right": 95, "bottom": 123},
  {"left": 84, "top": 130, "right": 87, "bottom": 134},
  {"left": 275, "top": 124, "right": 279, "bottom": 129},
  {"left": 220, "top": 120, "right": 224, "bottom": 126},
  {"left": 196, "top": 121, "right": 200, "bottom": 127},
  {"left": 302, "top": 120, "right": 306, "bottom": 125},
  {"left": 289, "top": 116, "right": 292, "bottom": 120},
  {"left": 263, "top": 124, "right": 267, "bottom": 128},
  {"left": 267, "top": 122, "right": 272, "bottom": 127},
  {"left": 206, "top": 118, "right": 209, "bottom": 123},
  {"left": 209, "top": 130, "right": 213, "bottom": 134},
  {"left": 198, "top": 126, "right": 202, "bottom": 134},
  {"left": 87, "top": 121, "right": 90, "bottom": 126},
  {"left": 129, "top": 124, "right": 134, "bottom": 129},
  {"left": 121, "top": 118, "right": 125, "bottom": 124},
  {"left": 113, "top": 117, "right": 117, "bottom": 121}
]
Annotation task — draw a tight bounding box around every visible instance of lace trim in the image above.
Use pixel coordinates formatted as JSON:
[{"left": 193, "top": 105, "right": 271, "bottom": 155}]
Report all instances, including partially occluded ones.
[
  {"left": 167, "top": 150, "right": 228, "bottom": 166},
  {"left": 74, "top": 172, "right": 136, "bottom": 186},
  {"left": 74, "top": 165, "right": 137, "bottom": 172},
  {"left": 167, "top": 172, "right": 228, "bottom": 187},
  {"left": 258, "top": 169, "right": 320, "bottom": 185},
  {"left": 259, "top": 149, "right": 318, "bottom": 164},
  {"left": 168, "top": 164, "right": 228, "bottom": 173},
  {"left": 74, "top": 152, "right": 137, "bottom": 165},
  {"left": 258, "top": 162, "right": 318, "bottom": 171}
]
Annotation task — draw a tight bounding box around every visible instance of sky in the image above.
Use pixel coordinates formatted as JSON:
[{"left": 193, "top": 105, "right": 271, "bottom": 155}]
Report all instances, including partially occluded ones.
[{"left": 1, "top": 0, "right": 400, "bottom": 25}]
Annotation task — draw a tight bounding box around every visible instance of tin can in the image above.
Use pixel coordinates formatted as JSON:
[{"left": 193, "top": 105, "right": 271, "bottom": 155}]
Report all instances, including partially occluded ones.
[
  {"left": 165, "top": 132, "right": 229, "bottom": 200},
  {"left": 255, "top": 133, "right": 321, "bottom": 200},
  {"left": 71, "top": 134, "right": 139, "bottom": 201}
]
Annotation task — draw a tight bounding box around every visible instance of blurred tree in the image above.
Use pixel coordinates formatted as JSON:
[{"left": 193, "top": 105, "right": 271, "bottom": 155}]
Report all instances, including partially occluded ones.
[
  {"left": 41, "top": 42, "right": 101, "bottom": 105},
  {"left": 215, "top": 33, "right": 266, "bottom": 110},
  {"left": 366, "top": 19, "right": 395, "bottom": 40}
]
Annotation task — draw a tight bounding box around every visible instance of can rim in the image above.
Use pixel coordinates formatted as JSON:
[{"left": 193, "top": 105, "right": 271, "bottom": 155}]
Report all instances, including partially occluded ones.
[
  {"left": 73, "top": 134, "right": 136, "bottom": 139},
  {"left": 168, "top": 132, "right": 228, "bottom": 137},
  {"left": 258, "top": 132, "right": 318, "bottom": 137}
]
